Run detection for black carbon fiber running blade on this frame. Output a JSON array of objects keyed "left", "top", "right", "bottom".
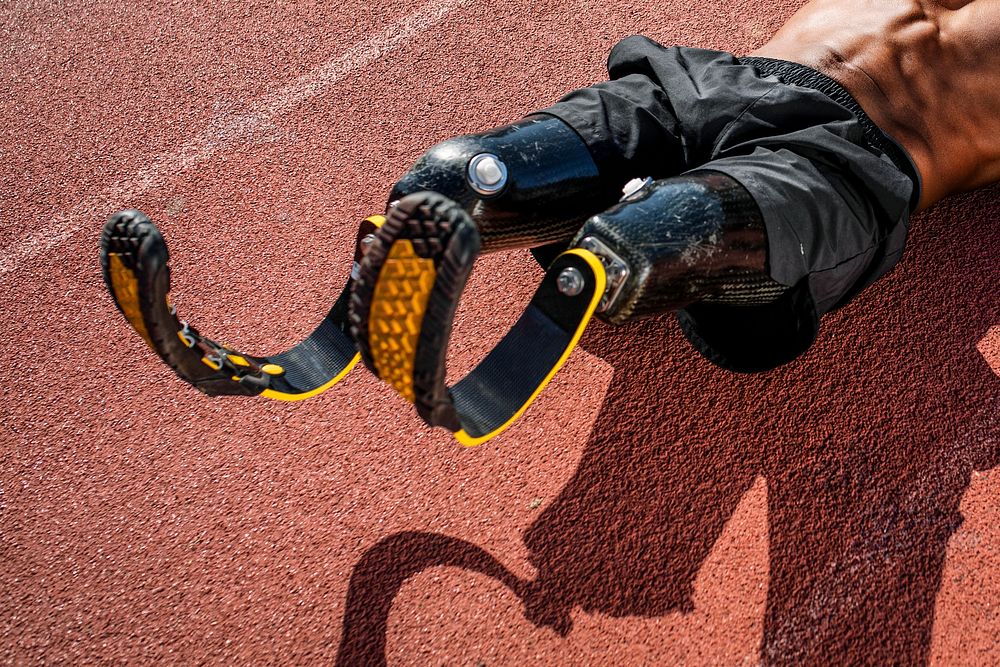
[
  {"left": 448, "top": 249, "right": 604, "bottom": 444},
  {"left": 100, "top": 209, "right": 381, "bottom": 399},
  {"left": 349, "top": 191, "right": 606, "bottom": 445}
]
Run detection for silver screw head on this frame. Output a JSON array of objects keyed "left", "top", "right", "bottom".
[
  {"left": 620, "top": 176, "right": 653, "bottom": 200},
  {"left": 360, "top": 234, "right": 377, "bottom": 253},
  {"left": 467, "top": 153, "right": 509, "bottom": 195},
  {"left": 557, "top": 266, "right": 585, "bottom": 296}
]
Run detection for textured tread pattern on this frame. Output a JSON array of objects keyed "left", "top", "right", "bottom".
[
  {"left": 350, "top": 192, "right": 480, "bottom": 431},
  {"left": 410, "top": 210, "right": 480, "bottom": 431},
  {"left": 100, "top": 210, "right": 210, "bottom": 383},
  {"left": 368, "top": 241, "right": 436, "bottom": 402},
  {"left": 100, "top": 210, "right": 365, "bottom": 399}
]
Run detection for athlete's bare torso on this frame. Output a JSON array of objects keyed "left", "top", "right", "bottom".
[{"left": 751, "top": 0, "right": 1000, "bottom": 209}]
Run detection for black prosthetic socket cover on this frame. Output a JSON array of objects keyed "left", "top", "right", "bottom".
[
  {"left": 573, "top": 172, "right": 780, "bottom": 325},
  {"left": 389, "top": 116, "right": 618, "bottom": 253}
]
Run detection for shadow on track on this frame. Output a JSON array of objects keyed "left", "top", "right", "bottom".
[{"left": 337, "top": 187, "right": 999, "bottom": 666}]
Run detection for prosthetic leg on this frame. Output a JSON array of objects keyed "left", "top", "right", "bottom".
[
  {"left": 350, "top": 171, "right": 785, "bottom": 445},
  {"left": 100, "top": 39, "right": 913, "bottom": 439},
  {"left": 99, "top": 117, "right": 622, "bottom": 400},
  {"left": 350, "top": 41, "right": 918, "bottom": 445}
]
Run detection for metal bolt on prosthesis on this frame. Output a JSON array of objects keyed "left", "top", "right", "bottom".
[
  {"left": 578, "top": 236, "right": 631, "bottom": 312},
  {"left": 467, "top": 153, "right": 509, "bottom": 195},
  {"left": 621, "top": 176, "right": 654, "bottom": 200},
  {"left": 557, "top": 266, "right": 585, "bottom": 296}
]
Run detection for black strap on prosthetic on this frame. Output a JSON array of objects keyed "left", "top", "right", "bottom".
[
  {"left": 100, "top": 210, "right": 381, "bottom": 400},
  {"left": 350, "top": 192, "right": 605, "bottom": 446}
]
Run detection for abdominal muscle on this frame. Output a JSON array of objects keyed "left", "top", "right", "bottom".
[{"left": 749, "top": 0, "right": 1000, "bottom": 209}]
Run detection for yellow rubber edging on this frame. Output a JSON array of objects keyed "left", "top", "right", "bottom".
[{"left": 260, "top": 354, "right": 361, "bottom": 401}]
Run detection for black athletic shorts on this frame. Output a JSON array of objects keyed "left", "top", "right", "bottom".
[{"left": 534, "top": 36, "right": 921, "bottom": 372}]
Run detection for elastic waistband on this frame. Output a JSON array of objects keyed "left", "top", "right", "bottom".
[{"left": 739, "top": 56, "right": 922, "bottom": 211}]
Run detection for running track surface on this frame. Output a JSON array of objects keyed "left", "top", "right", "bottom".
[{"left": 2, "top": 0, "right": 997, "bottom": 664}]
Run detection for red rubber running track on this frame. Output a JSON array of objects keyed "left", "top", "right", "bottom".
[{"left": 2, "top": 0, "right": 997, "bottom": 663}]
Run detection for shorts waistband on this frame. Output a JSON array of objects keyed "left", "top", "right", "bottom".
[{"left": 738, "top": 56, "right": 922, "bottom": 210}]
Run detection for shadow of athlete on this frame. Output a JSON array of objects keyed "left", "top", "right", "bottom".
[{"left": 337, "top": 185, "right": 998, "bottom": 665}]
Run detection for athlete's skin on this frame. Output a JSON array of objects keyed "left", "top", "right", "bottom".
[{"left": 751, "top": 0, "right": 1000, "bottom": 210}]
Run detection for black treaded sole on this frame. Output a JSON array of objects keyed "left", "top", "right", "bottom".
[
  {"left": 100, "top": 209, "right": 165, "bottom": 290},
  {"left": 349, "top": 192, "right": 482, "bottom": 432},
  {"left": 100, "top": 210, "right": 259, "bottom": 395}
]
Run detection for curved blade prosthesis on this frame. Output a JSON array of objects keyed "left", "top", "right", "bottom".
[
  {"left": 100, "top": 209, "right": 381, "bottom": 400},
  {"left": 350, "top": 192, "right": 606, "bottom": 446}
]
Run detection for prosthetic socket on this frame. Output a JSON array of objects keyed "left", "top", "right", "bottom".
[
  {"left": 573, "top": 171, "right": 786, "bottom": 325},
  {"left": 388, "top": 116, "right": 620, "bottom": 252},
  {"left": 388, "top": 118, "right": 785, "bottom": 325}
]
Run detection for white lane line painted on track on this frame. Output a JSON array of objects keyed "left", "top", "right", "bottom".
[{"left": 0, "top": 0, "right": 470, "bottom": 276}]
